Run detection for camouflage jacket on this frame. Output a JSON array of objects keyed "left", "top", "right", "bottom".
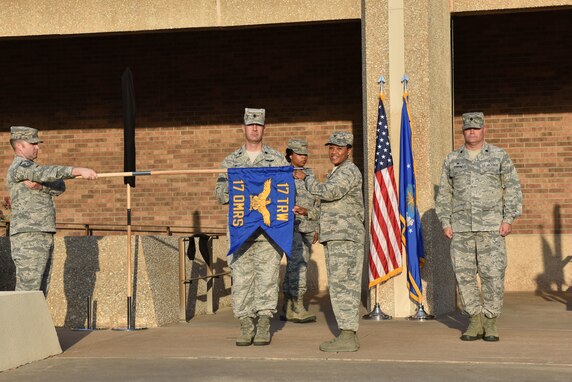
[
  {"left": 214, "top": 144, "right": 289, "bottom": 205},
  {"left": 294, "top": 168, "right": 319, "bottom": 234},
  {"left": 435, "top": 142, "right": 523, "bottom": 232},
  {"left": 6, "top": 155, "right": 73, "bottom": 235},
  {"left": 304, "top": 159, "right": 364, "bottom": 244}
]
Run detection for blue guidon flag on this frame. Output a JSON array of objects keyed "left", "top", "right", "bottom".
[{"left": 227, "top": 166, "right": 295, "bottom": 257}]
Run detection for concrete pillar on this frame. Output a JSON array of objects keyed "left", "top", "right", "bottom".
[
  {"left": 403, "top": 0, "right": 456, "bottom": 315},
  {"left": 362, "top": 0, "right": 456, "bottom": 316},
  {"left": 362, "top": 0, "right": 410, "bottom": 317}
]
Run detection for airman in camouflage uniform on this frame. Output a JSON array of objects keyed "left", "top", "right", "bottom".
[
  {"left": 281, "top": 138, "right": 319, "bottom": 323},
  {"left": 214, "top": 108, "right": 288, "bottom": 346},
  {"left": 6, "top": 126, "right": 97, "bottom": 296},
  {"left": 294, "top": 131, "right": 364, "bottom": 352},
  {"left": 436, "top": 112, "right": 522, "bottom": 342}
]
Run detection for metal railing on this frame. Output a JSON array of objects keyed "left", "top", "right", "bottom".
[
  {"left": 0, "top": 222, "right": 225, "bottom": 237},
  {"left": 179, "top": 235, "right": 231, "bottom": 320}
]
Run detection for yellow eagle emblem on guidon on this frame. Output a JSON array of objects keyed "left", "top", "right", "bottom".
[{"left": 249, "top": 178, "right": 272, "bottom": 226}]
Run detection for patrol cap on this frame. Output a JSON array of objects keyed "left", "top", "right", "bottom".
[
  {"left": 325, "top": 131, "right": 353, "bottom": 147},
  {"left": 10, "top": 126, "right": 42, "bottom": 143},
  {"left": 462, "top": 112, "right": 485, "bottom": 130},
  {"left": 287, "top": 138, "right": 308, "bottom": 155},
  {"left": 244, "top": 108, "right": 265, "bottom": 126}
]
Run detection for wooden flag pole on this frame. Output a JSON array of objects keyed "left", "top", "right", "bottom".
[
  {"left": 98, "top": 169, "right": 224, "bottom": 178},
  {"left": 93, "top": 168, "right": 225, "bottom": 330},
  {"left": 112, "top": 183, "right": 146, "bottom": 331}
]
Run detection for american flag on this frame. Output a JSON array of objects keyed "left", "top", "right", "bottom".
[{"left": 368, "top": 95, "right": 403, "bottom": 288}]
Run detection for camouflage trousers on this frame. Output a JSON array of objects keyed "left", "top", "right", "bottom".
[
  {"left": 324, "top": 240, "right": 364, "bottom": 332},
  {"left": 282, "top": 231, "right": 313, "bottom": 298},
  {"left": 230, "top": 238, "right": 282, "bottom": 319},
  {"left": 10, "top": 232, "right": 55, "bottom": 296},
  {"left": 451, "top": 231, "right": 507, "bottom": 318}
]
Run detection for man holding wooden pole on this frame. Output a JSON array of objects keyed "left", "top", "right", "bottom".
[{"left": 7, "top": 126, "right": 97, "bottom": 296}]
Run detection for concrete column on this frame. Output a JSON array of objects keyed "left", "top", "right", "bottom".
[
  {"left": 403, "top": 0, "right": 456, "bottom": 315},
  {"left": 362, "top": 0, "right": 410, "bottom": 317},
  {"left": 362, "top": 0, "right": 456, "bottom": 316}
]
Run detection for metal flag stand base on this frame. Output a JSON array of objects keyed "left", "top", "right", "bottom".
[
  {"left": 363, "top": 284, "right": 392, "bottom": 320},
  {"left": 72, "top": 296, "right": 106, "bottom": 331},
  {"left": 112, "top": 296, "right": 147, "bottom": 331},
  {"left": 363, "top": 302, "right": 392, "bottom": 320},
  {"left": 408, "top": 303, "right": 435, "bottom": 321}
]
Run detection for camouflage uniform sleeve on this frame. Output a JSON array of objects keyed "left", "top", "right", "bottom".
[
  {"left": 12, "top": 161, "right": 73, "bottom": 184},
  {"left": 500, "top": 153, "right": 523, "bottom": 224},
  {"left": 302, "top": 186, "right": 320, "bottom": 222},
  {"left": 214, "top": 157, "right": 231, "bottom": 205},
  {"left": 304, "top": 165, "right": 359, "bottom": 201},
  {"left": 435, "top": 157, "right": 453, "bottom": 229},
  {"left": 306, "top": 199, "right": 320, "bottom": 221},
  {"left": 41, "top": 180, "right": 66, "bottom": 196}
]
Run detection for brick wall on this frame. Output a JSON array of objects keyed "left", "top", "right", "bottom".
[
  {"left": 0, "top": 22, "right": 363, "bottom": 235},
  {"left": 453, "top": 10, "right": 572, "bottom": 234}
]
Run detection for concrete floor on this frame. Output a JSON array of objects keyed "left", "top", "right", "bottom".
[{"left": 0, "top": 292, "right": 571, "bottom": 381}]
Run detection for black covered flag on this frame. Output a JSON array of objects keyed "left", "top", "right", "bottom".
[{"left": 121, "top": 68, "right": 136, "bottom": 187}]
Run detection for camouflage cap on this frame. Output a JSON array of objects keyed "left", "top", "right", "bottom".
[
  {"left": 10, "top": 126, "right": 42, "bottom": 143},
  {"left": 287, "top": 138, "right": 308, "bottom": 155},
  {"left": 244, "top": 108, "right": 265, "bottom": 126},
  {"left": 325, "top": 131, "right": 353, "bottom": 147},
  {"left": 462, "top": 112, "right": 485, "bottom": 130}
]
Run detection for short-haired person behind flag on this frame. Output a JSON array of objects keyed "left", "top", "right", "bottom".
[
  {"left": 294, "top": 131, "right": 365, "bottom": 352},
  {"left": 436, "top": 112, "right": 522, "bottom": 342},
  {"left": 214, "top": 108, "right": 289, "bottom": 346},
  {"left": 281, "top": 138, "right": 319, "bottom": 323},
  {"left": 398, "top": 93, "right": 426, "bottom": 305}
]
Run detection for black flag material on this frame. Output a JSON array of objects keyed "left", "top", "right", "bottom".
[{"left": 121, "top": 68, "right": 136, "bottom": 187}]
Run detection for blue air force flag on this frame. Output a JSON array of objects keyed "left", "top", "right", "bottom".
[
  {"left": 398, "top": 93, "right": 426, "bottom": 304},
  {"left": 227, "top": 166, "right": 295, "bottom": 257}
]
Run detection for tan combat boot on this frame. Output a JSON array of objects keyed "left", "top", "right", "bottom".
[
  {"left": 483, "top": 316, "right": 499, "bottom": 342},
  {"left": 290, "top": 295, "right": 316, "bottom": 323},
  {"left": 236, "top": 317, "right": 255, "bottom": 346},
  {"left": 279, "top": 293, "right": 295, "bottom": 321},
  {"left": 460, "top": 313, "right": 484, "bottom": 341},
  {"left": 319, "top": 330, "right": 359, "bottom": 352},
  {"left": 253, "top": 315, "right": 271, "bottom": 346}
]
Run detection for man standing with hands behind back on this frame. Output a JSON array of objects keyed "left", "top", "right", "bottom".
[
  {"left": 7, "top": 126, "right": 97, "bottom": 296},
  {"left": 436, "top": 112, "right": 522, "bottom": 342}
]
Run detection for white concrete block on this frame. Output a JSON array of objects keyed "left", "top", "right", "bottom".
[{"left": 0, "top": 291, "right": 62, "bottom": 371}]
